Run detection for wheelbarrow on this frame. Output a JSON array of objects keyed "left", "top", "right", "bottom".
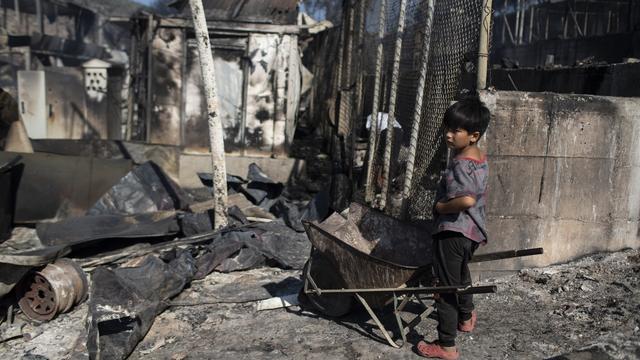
[{"left": 301, "top": 202, "right": 542, "bottom": 348}]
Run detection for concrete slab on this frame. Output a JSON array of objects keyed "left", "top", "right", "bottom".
[{"left": 481, "top": 90, "right": 640, "bottom": 267}]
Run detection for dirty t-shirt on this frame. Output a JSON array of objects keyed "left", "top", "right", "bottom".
[{"left": 433, "top": 156, "right": 489, "bottom": 243}]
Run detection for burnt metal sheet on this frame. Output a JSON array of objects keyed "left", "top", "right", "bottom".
[
  {"left": 88, "top": 161, "right": 191, "bottom": 216},
  {"left": 0, "top": 155, "right": 22, "bottom": 242},
  {"left": 85, "top": 250, "right": 196, "bottom": 360},
  {"left": 0, "top": 151, "right": 132, "bottom": 222},
  {"left": 30, "top": 33, "right": 109, "bottom": 61},
  {"left": 30, "top": 139, "right": 182, "bottom": 182},
  {"left": 174, "top": 0, "right": 298, "bottom": 25},
  {"left": 36, "top": 211, "right": 180, "bottom": 247}
]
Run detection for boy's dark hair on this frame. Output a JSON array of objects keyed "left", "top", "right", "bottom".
[{"left": 443, "top": 96, "right": 490, "bottom": 137}]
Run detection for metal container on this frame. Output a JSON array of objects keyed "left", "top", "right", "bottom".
[
  {"left": 303, "top": 202, "right": 432, "bottom": 310},
  {"left": 17, "top": 258, "right": 89, "bottom": 321}
]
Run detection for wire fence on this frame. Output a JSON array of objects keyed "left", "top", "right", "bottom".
[{"left": 310, "top": 0, "right": 491, "bottom": 221}]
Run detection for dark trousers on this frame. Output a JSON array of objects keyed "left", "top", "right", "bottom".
[{"left": 433, "top": 232, "right": 479, "bottom": 347}]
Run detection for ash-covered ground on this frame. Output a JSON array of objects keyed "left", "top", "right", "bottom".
[{"left": 1, "top": 249, "right": 639, "bottom": 359}]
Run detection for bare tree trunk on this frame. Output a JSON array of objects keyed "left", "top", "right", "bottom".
[{"left": 189, "top": 0, "right": 228, "bottom": 229}]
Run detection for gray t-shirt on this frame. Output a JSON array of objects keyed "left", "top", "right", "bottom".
[{"left": 433, "top": 156, "right": 489, "bottom": 243}]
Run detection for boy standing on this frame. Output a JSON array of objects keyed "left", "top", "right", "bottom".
[{"left": 417, "top": 97, "right": 490, "bottom": 360}]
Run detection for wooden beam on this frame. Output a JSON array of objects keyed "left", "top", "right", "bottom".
[{"left": 159, "top": 18, "right": 300, "bottom": 34}]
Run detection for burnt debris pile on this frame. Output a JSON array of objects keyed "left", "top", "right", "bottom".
[{"left": 0, "top": 155, "right": 328, "bottom": 359}]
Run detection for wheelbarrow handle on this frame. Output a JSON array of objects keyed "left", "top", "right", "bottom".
[{"left": 470, "top": 247, "right": 544, "bottom": 263}]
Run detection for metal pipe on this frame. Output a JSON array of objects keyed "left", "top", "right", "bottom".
[
  {"left": 501, "top": 0, "right": 507, "bottom": 44},
  {"left": 13, "top": 0, "right": 20, "bottom": 28},
  {"left": 477, "top": 0, "right": 493, "bottom": 90},
  {"left": 379, "top": 0, "right": 408, "bottom": 210},
  {"left": 145, "top": 14, "right": 153, "bottom": 142},
  {"left": 304, "top": 284, "right": 497, "bottom": 295},
  {"left": 514, "top": 0, "right": 522, "bottom": 45},
  {"left": 351, "top": 0, "right": 367, "bottom": 194},
  {"left": 504, "top": 14, "right": 516, "bottom": 44},
  {"left": 518, "top": 0, "right": 526, "bottom": 44},
  {"left": 125, "top": 33, "right": 137, "bottom": 140},
  {"left": 528, "top": 5, "right": 534, "bottom": 43},
  {"left": 401, "top": 0, "right": 435, "bottom": 218},
  {"left": 364, "top": 0, "right": 388, "bottom": 203},
  {"left": 35, "top": 0, "right": 43, "bottom": 34},
  {"left": 545, "top": 12, "right": 549, "bottom": 39}
]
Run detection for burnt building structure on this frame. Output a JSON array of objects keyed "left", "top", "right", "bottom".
[
  {"left": 129, "top": 0, "right": 314, "bottom": 157},
  {"left": 0, "top": 0, "right": 141, "bottom": 141},
  {"left": 487, "top": 0, "right": 640, "bottom": 96}
]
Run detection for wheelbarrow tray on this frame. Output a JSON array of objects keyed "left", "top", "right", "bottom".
[{"left": 302, "top": 202, "right": 432, "bottom": 308}]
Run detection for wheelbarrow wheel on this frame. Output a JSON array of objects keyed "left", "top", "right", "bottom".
[{"left": 302, "top": 252, "right": 352, "bottom": 317}]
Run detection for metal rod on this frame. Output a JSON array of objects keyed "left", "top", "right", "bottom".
[
  {"left": 351, "top": 0, "right": 367, "bottom": 195},
  {"left": 504, "top": 14, "right": 516, "bottom": 45},
  {"left": 35, "top": 0, "right": 43, "bottom": 34},
  {"left": 515, "top": 0, "right": 521, "bottom": 43},
  {"left": 355, "top": 293, "right": 400, "bottom": 348},
  {"left": 145, "top": 14, "right": 153, "bottom": 142},
  {"left": 470, "top": 247, "right": 544, "bottom": 263},
  {"left": 569, "top": 6, "right": 584, "bottom": 37},
  {"left": 401, "top": 0, "right": 435, "bottom": 218},
  {"left": 379, "top": 0, "right": 408, "bottom": 210},
  {"left": 125, "top": 33, "right": 137, "bottom": 140},
  {"left": 518, "top": 0, "right": 526, "bottom": 44},
  {"left": 343, "top": 1, "right": 355, "bottom": 90},
  {"left": 364, "top": 0, "right": 388, "bottom": 203},
  {"left": 305, "top": 284, "right": 497, "bottom": 295},
  {"left": 477, "top": 0, "right": 493, "bottom": 90},
  {"left": 528, "top": 5, "right": 534, "bottom": 43},
  {"left": 13, "top": 0, "right": 20, "bottom": 28},
  {"left": 583, "top": 3, "right": 589, "bottom": 37},
  {"left": 545, "top": 12, "right": 549, "bottom": 39}
]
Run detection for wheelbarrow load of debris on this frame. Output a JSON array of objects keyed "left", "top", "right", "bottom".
[{"left": 301, "top": 202, "right": 542, "bottom": 348}]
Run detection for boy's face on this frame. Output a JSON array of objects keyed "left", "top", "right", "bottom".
[{"left": 444, "top": 127, "right": 480, "bottom": 151}]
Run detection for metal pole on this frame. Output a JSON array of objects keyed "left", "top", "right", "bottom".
[
  {"left": 145, "top": 14, "right": 153, "bottom": 142},
  {"left": 125, "top": 33, "right": 137, "bottom": 140},
  {"left": 35, "top": 0, "right": 43, "bottom": 34},
  {"left": 351, "top": 0, "right": 367, "bottom": 194},
  {"left": 518, "top": 0, "right": 526, "bottom": 44},
  {"left": 501, "top": 0, "right": 507, "bottom": 44},
  {"left": 379, "top": 0, "right": 408, "bottom": 210},
  {"left": 515, "top": 0, "right": 521, "bottom": 43},
  {"left": 477, "top": 0, "right": 493, "bottom": 90},
  {"left": 528, "top": 6, "right": 534, "bottom": 43},
  {"left": 364, "top": 0, "right": 388, "bottom": 203},
  {"left": 13, "top": 0, "right": 20, "bottom": 29},
  {"left": 401, "top": 0, "right": 435, "bottom": 219},
  {"left": 189, "top": 0, "right": 228, "bottom": 229}
]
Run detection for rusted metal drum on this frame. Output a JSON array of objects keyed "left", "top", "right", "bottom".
[{"left": 17, "top": 258, "right": 89, "bottom": 321}]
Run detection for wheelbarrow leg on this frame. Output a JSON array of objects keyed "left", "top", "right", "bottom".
[
  {"left": 395, "top": 294, "right": 435, "bottom": 340},
  {"left": 393, "top": 294, "right": 407, "bottom": 347},
  {"left": 355, "top": 293, "right": 402, "bottom": 348}
]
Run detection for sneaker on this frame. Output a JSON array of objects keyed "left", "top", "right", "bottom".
[
  {"left": 416, "top": 340, "right": 460, "bottom": 360},
  {"left": 458, "top": 311, "right": 477, "bottom": 332}
]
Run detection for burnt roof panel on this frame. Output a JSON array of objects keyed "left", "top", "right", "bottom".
[{"left": 175, "top": 0, "right": 298, "bottom": 25}]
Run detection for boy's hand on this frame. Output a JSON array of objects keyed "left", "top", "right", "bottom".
[{"left": 435, "top": 196, "right": 476, "bottom": 214}]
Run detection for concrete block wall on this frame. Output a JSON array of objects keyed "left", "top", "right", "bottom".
[{"left": 474, "top": 91, "right": 640, "bottom": 270}]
